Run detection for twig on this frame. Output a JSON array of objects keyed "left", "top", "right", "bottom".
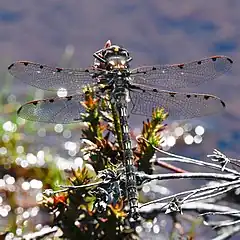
[
  {"left": 137, "top": 171, "right": 238, "bottom": 184},
  {"left": 136, "top": 136, "right": 240, "bottom": 176},
  {"left": 140, "top": 201, "right": 240, "bottom": 219},
  {"left": 22, "top": 226, "right": 59, "bottom": 240},
  {"left": 44, "top": 180, "right": 105, "bottom": 196},
  {"left": 154, "top": 160, "right": 187, "bottom": 173},
  {"left": 212, "top": 225, "right": 240, "bottom": 240},
  {"left": 139, "top": 178, "right": 240, "bottom": 209},
  {"left": 201, "top": 210, "right": 240, "bottom": 217},
  {"left": 214, "top": 219, "right": 240, "bottom": 229}
]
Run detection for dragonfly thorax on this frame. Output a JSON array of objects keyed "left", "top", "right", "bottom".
[{"left": 108, "top": 75, "right": 131, "bottom": 104}]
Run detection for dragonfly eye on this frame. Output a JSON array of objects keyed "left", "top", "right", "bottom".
[
  {"left": 120, "top": 60, "right": 126, "bottom": 65},
  {"left": 102, "top": 49, "right": 114, "bottom": 59},
  {"left": 109, "top": 60, "right": 116, "bottom": 68},
  {"left": 121, "top": 50, "right": 129, "bottom": 57}
]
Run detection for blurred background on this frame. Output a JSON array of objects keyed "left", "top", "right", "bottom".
[{"left": 0, "top": 0, "right": 240, "bottom": 239}]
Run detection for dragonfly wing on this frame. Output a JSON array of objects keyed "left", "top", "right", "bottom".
[
  {"left": 8, "top": 61, "right": 100, "bottom": 93},
  {"left": 17, "top": 94, "right": 86, "bottom": 124},
  {"left": 129, "top": 85, "right": 226, "bottom": 120},
  {"left": 130, "top": 56, "right": 233, "bottom": 90}
]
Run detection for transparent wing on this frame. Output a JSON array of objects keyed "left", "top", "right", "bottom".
[
  {"left": 129, "top": 85, "right": 225, "bottom": 120},
  {"left": 17, "top": 94, "right": 86, "bottom": 124},
  {"left": 130, "top": 56, "right": 233, "bottom": 90},
  {"left": 8, "top": 61, "right": 100, "bottom": 93}
]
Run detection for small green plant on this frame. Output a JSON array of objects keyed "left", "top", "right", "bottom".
[{"left": 42, "top": 87, "right": 167, "bottom": 239}]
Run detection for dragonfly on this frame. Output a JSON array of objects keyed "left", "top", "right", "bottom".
[{"left": 8, "top": 40, "right": 233, "bottom": 221}]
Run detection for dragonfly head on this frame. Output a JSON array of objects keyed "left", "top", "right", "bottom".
[{"left": 102, "top": 45, "right": 132, "bottom": 71}]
